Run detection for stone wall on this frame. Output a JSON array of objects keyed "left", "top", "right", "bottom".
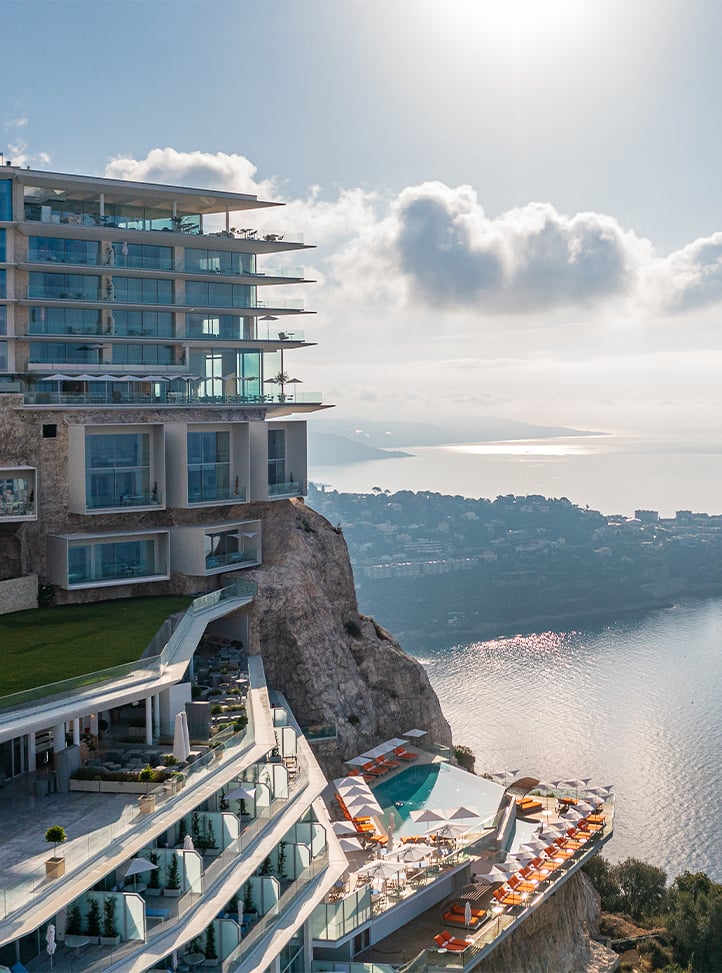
[{"left": 0, "top": 573, "right": 38, "bottom": 615}]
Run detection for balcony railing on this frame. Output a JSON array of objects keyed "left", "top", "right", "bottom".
[
  {"left": 206, "top": 550, "right": 258, "bottom": 571},
  {"left": 24, "top": 390, "right": 323, "bottom": 407},
  {"left": 268, "top": 480, "right": 303, "bottom": 497}
]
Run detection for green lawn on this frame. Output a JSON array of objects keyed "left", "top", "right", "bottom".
[{"left": 0, "top": 596, "right": 192, "bottom": 697}]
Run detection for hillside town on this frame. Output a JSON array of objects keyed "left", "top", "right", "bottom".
[{"left": 307, "top": 484, "right": 722, "bottom": 647}]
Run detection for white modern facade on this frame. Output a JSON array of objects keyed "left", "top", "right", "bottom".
[{"left": 0, "top": 164, "right": 322, "bottom": 600}]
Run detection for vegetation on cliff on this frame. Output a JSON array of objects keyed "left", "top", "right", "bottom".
[{"left": 584, "top": 856, "right": 722, "bottom": 971}]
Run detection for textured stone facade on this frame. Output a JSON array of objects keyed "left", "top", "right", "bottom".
[{"left": 0, "top": 573, "right": 38, "bottom": 615}]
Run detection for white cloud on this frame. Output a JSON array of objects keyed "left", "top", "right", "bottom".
[{"left": 102, "top": 148, "right": 722, "bottom": 432}]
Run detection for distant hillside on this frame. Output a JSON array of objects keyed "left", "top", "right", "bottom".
[
  {"left": 312, "top": 416, "right": 600, "bottom": 450},
  {"left": 308, "top": 431, "right": 410, "bottom": 467}
]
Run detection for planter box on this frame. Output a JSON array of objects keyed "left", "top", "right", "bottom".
[
  {"left": 164, "top": 888, "right": 181, "bottom": 898},
  {"left": 100, "top": 935, "right": 121, "bottom": 947},
  {"left": 70, "top": 779, "right": 161, "bottom": 795},
  {"left": 45, "top": 857, "right": 65, "bottom": 879},
  {"left": 145, "top": 886, "right": 162, "bottom": 897},
  {"left": 138, "top": 794, "right": 156, "bottom": 814}
]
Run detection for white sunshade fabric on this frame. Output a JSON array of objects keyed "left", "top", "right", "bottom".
[
  {"left": 346, "top": 755, "right": 373, "bottom": 767},
  {"left": 383, "top": 738, "right": 409, "bottom": 749},
  {"left": 332, "top": 820, "right": 359, "bottom": 836},
  {"left": 226, "top": 785, "right": 257, "bottom": 801},
  {"left": 403, "top": 728, "right": 427, "bottom": 738}
]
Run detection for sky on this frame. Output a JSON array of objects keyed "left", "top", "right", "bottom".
[{"left": 4, "top": 0, "right": 722, "bottom": 441}]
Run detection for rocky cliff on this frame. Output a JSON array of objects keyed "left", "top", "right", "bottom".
[
  {"left": 476, "top": 871, "right": 619, "bottom": 973},
  {"left": 243, "top": 498, "right": 452, "bottom": 777}
]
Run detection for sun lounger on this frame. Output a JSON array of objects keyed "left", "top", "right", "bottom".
[
  {"left": 436, "top": 931, "right": 472, "bottom": 950},
  {"left": 515, "top": 797, "right": 543, "bottom": 815},
  {"left": 393, "top": 746, "right": 418, "bottom": 760},
  {"left": 442, "top": 910, "right": 482, "bottom": 929},
  {"left": 434, "top": 934, "right": 467, "bottom": 951},
  {"left": 450, "top": 902, "right": 486, "bottom": 920}
]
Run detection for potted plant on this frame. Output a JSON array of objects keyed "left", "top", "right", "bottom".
[
  {"left": 100, "top": 896, "right": 120, "bottom": 946},
  {"left": 242, "top": 883, "right": 257, "bottom": 921},
  {"left": 66, "top": 902, "right": 83, "bottom": 936},
  {"left": 44, "top": 825, "right": 66, "bottom": 879},
  {"left": 204, "top": 818, "right": 219, "bottom": 857},
  {"left": 86, "top": 897, "right": 102, "bottom": 944},
  {"left": 277, "top": 840, "right": 288, "bottom": 880},
  {"left": 204, "top": 922, "right": 218, "bottom": 966},
  {"left": 164, "top": 853, "right": 181, "bottom": 897},
  {"left": 146, "top": 851, "right": 162, "bottom": 897}
]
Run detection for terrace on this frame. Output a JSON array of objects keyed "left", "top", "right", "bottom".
[{"left": 316, "top": 752, "right": 615, "bottom": 972}]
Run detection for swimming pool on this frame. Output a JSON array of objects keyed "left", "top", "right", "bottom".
[{"left": 373, "top": 762, "right": 504, "bottom": 836}]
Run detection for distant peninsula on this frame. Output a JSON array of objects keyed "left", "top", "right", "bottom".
[
  {"left": 309, "top": 415, "right": 601, "bottom": 467},
  {"left": 306, "top": 485, "right": 722, "bottom": 650}
]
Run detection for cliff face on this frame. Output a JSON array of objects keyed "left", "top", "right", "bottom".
[
  {"left": 476, "top": 872, "right": 619, "bottom": 973},
  {"left": 243, "top": 499, "right": 452, "bottom": 777}
]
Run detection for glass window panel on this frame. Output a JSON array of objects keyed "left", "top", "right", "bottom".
[
  {"left": 0, "top": 229, "right": 5, "bottom": 262},
  {"left": 0, "top": 181, "right": 12, "bottom": 221},
  {"left": 0, "top": 270, "right": 5, "bottom": 299},
  {"left": 0, "top": 306, "right": 6, "bottom": 335}
]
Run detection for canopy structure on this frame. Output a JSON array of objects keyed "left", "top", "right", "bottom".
[{"left": 403, "top": 729, "right": 427, "bottom": 738}]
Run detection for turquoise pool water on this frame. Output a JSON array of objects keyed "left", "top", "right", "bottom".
[{"left": 373, "top": 762, "right": 504, "bottom": 836}]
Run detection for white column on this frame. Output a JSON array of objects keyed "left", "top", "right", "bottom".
[
  {"left": 89, "top": 713, "right": 98, "bottom": 735},
  {"left": 99, "top": 192, "right": 105, "bottom": 219},
  {"left": 28, "top": 731, "right": 37, "bottom": 772},
  {"left": 145, "top": 696, "right": 153, "bottom": 746},
  {"left": 154, "top": 694, "right": 161, "bottom": 737},
  {"left": 53, "top": 722, "right": 66, "bottom": 753},
  {"left": 72, "top": 719, "right": 81, "bottom": 746}
]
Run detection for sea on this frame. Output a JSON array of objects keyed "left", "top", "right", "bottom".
[
  {"left": 309, "top": 436, "right": 722, "bottom": 881},
  {"left": 309, "top": 433, "right": 722, "bottom": 518}
]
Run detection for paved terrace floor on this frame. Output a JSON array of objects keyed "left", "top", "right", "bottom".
[{"left": 0, "top": 772, "right": 133, "bottom": 905}]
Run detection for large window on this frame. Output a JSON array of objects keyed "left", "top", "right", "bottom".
[
  {"left": 111, "top": 242, "right": 172, "bottom": 271},
  {"left": 0, "top": 229, "right": 6, "bottom": 262},
  {"left": 268, "top": 429, "right": 286, "bottom": 487},
  {"left": 185, "top": 248, "right": 254, "bottom": 276},
  {"left": 187, "top": 431, "right": 230, "bottom": 502},
  {"left": 28, "top": 236, "right": 100, "bottom": 266},
  {"left": 109, "top": 310, "right": 173, "bottom": 337},
  {"left": 184, "top": 281, "right": 252, "bottom": 308},
  {"left": 186, "top": 313, "right": 254, "bottom": 340},
  {"left": 29, "top": 342, "right": 103, "bottom": 365},
  {"left": 29, "top": 306, "right": 103, "bottom": 335},
  {"left": 111, "top": 343, "right": 174, "bottom": 366},
  {"left": 0, "top": 270, "right": 6, "bottom": 299},
  {"left": 28, "top": 271, "right": 101, "bottom": 301},
  {"left": 111, "top": 276, "right": 173, "bottom": 304},
  {"left": 204, "top": 525, "right": 258, "bottom": 570},
  {"left": 85, "top": 433, "right": 152, "bottom": 509},
  {"left": 67, "top": 538, "right": 160, "bottom": 585},
  {"left": 0, "top": 181, "right": 11, "bottom": 221}
]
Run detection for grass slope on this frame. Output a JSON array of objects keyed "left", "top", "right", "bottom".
[{"left": 0, "top": 596, "right": 191, "bottom": 697}]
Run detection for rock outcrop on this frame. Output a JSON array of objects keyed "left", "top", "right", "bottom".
[
  {"left": 244, "top": 499, "right": 452, "bottom": 777},
  {"left": 475, "top": 871, "right": 619, "bottom": 973}
]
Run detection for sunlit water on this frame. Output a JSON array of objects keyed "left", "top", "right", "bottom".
[
  {"left": 310, "top": 435, "right": 722, "bottom": 518},
  {"left": 416, "top": 598, "right": 722, "bottom": 882}
]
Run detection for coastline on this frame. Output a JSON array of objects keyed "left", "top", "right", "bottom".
[{"left": 391, "top": 592, "right": 722, "bottom": 654}]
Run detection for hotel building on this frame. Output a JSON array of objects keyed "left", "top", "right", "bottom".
[{"left": 0, "top": 165, "right": 613, "bottom": 973}]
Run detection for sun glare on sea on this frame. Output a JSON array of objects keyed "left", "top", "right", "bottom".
[{"left": 445, "top": 440, "right": 596, "bottom": 457}]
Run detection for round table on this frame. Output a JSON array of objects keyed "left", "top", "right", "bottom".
[
  {"left": 185, "top": 953, "right": 206, "bottom": 968},
  {"left": 64, "top": 935, "right": 90, "bottom": 958}
]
